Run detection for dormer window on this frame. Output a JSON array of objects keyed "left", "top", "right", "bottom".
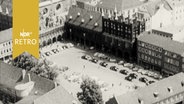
[
  {"left": 167, "top": 87, "right": 173, "bottom": 93},
  {"left": 69, "top": 16, "right": 73, "bottom": 20},
  {"left": 153, "top": 92, "right": 159, "bottom": 98},
  {"left": 138, "top": 98, "right": 144, "bottom": 104},
  {"left": 77, "top": 12, "right": 80, "bottom": 16},
  {"left": 94, "top": 22, "right": 98, "bottom": 27},
  {"left": 81, "top": 19, "right": 85, "bottom": 23},
  {"left": 90, "top": 15, "right": 93, "bottom": 20},
  {"left": 181, "top": 81, "right": 184, "bottom": 87}
]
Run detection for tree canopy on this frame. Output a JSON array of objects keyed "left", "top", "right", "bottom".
[{"left": 77, "top": 76, "right": 103, "bottom": 104}]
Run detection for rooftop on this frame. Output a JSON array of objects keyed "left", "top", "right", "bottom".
[
  {"left": 138, "top": 31, "right": 184, "bottom": 55},
  {"left": 66, "top": 7, "right": 102, "bottom": 32},
  {"left": 34, "top": 86, "right": 80, "bottom": 104},
  {"left": 96, "top": 0, "right": 145, "bottom": 12},
  {"left": 154, "top": 25, "right": 184, "bottom": 43},
  {"left": 165, "top": 0, "right": 184, "bottom": 9},
  {"left": 0, "top": 28, "right": 12, "bottom": 43},
  {"left": 116, "top": 72, "right": 184, "bottom": 104},
  {"left": 0, "top": 61, "right": 55, "bottom": 104}
]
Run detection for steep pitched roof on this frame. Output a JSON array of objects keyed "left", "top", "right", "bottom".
[
  {"left": 116, "top": 72, "right": 184, "bottom": 104},
  {"left": 138, "top": 31, "right": 184, "bottom": 55},
  {"left": 0, "top": 28, "right": 12, "bottom": 43},
  {"left": 66, "top": 7, "right": 102, "bottom": 32},
  {"left": 34, "top": 86, "right": 81, "bottom": 104}
]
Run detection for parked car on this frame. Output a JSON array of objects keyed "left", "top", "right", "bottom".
[
  {"left": 91, "top": 58, "right": 98, "bottom": 63},
  {"left": 117, "top": 60, "right": 125, "bottom": 65},
  {"left": 124, "top": 63, "right": 134, "bottom": 69},
  {"left": 148, "top": 80, "right": 155, "bottom": 84},
  {"left": 129, "top": 73, "right": 138, "bottom": 79},
  {"left": 100, "top": 62, "right": 108, "bottom": 67},
  {"left": 119, "top": 70, "right": 129, "bottom": 75},
  {"left": 132, "top": 67, "right": 139, "bottom": 72},
  {"left": 51, "top": 49, "right": 59, "bottom": 54},
  {"left": 81, "top": 55, "right": 92, "bottom": 60},
  {"left": 139, "top": 77, "right": 148, "bottom": 83},
  {"left": 45, "top": 52, "right": 52, "bottom": 56},
  {"left": 125, "top": 76, "right": 133, "bottom": 81},
  {"left": 110, "top": 66, "right": 118, "bottom": 71}
]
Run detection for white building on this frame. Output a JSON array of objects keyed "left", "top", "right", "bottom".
[{"left": 0, "top": 28, "right": 12, "bottom": 61}]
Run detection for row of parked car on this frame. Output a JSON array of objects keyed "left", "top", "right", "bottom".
[
  {"left": 81, "top": 55, "right": 156, "bottom": 85},
  {"left": 43, "top": 43, "right": 74, "bottom": 57}
]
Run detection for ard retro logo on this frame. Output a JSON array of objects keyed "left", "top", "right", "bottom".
[{"left": 13, "top": 0, "right": 39, "bottom": 59}]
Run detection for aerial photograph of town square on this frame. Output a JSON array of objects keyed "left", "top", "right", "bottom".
[{"left": 0, "top": 0, "right": 184, "bottom": 104}]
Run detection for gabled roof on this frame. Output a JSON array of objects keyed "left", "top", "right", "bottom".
[
  {"left": 116, "top": 72, "right": 184, "bottom": 104},
  {"left": 138, "top": 31, "right": 184, "bottom": 55},
  {"left": 66, "top": 7, "right": 102, "bottom": 32},
  {"left": 96, "top": 0, "right": 145, "bottom": 12},
  {"left": 0, "top": 28, "right": 12, "bottom": 43},
  {"left": 34, "top": 86, "right": 81, "bottom": 104},
  {"left": 143, "top": 0, "right": 172, "bottom": 16}
]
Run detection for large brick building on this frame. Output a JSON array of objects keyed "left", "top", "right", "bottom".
[
  {"left": 65, "top": 7, "right": 145, "bottom": 61},
  {"left": 137, "top": 31, "right": 184, "bottom": 75}
]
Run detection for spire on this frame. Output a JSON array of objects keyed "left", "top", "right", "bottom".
[
  {"left": 114, "top": 4, "right": 117, "bottom": 13},
  {"left": 108, "top": 10, "right": 111, "bottom": 19},
  {"left": 115, "top": 13, "right": 118, "bottom": 20},
  {"left": 102, "top": 9, "right": 104, "bottom": 17},
  {"left": 0, "top": 5, "right": 2, "bottom": 13},
  {"left": 6, "top": 7, "right": 9, "bottom": 15}
]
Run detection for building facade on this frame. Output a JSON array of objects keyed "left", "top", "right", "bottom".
[
  {"left": 0, "top": 28, "right": 12, "bottom": 61},
  {"left": 39, "top": 0, "right": 71, "bottom": 47},
  {"left": 65, "top": 7, "right": 145, "bottom": 62},
  {"left": 137, "top": 32, "right": 184, "bottom": 75}
]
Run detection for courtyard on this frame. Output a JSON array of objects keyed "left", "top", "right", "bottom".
[{"left": 40, "top": 42, "right": 158, "bottom": 102}]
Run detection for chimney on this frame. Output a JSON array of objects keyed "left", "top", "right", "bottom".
[
  {"left": 28, "top": 73, "right": 31, "bottom": 82},
  {"left": 22, "top": 69, "right": 26, "bottom": 80}
]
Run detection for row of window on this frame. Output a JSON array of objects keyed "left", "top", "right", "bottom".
[
  {"left": 164, "top": 57, "right": 179, "bottom": 66},
  {"left": 138, "top": 53, "right": 162, "bottom": 66},
  {"left": 156, "top": 93, "right": 184, "bottom": 104},
  {"left": 138, "top": 47, "right": 162, "bottom": 59},
  {"left": 138, "top": 41, "right": 163, "bottom": 52},
  {"left": 165, "top": 51, "right": 179, "bottom": 59},
  {"left": 164, "top": 63, "right": 179, "bottom": 71},
  {"left": 3, "top": 41, "right": 11, "bottom": 47},
  {"left": 1, "top": 48, "right": 12, "bottom": 55}
]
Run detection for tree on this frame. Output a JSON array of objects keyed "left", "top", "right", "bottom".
[{"left": 77, "top": 77, "right": 103, "bottom": 104}]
